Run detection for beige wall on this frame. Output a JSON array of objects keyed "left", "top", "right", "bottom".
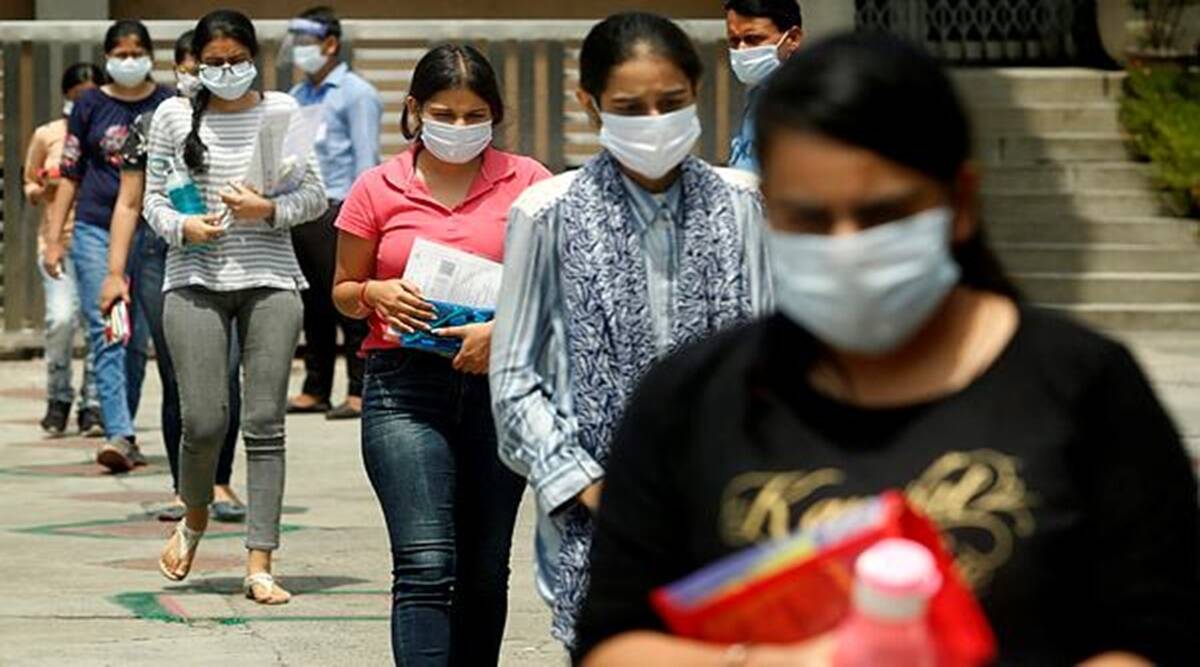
[{"left": 112, "top": 0, "right": 725, "bottom": 20}]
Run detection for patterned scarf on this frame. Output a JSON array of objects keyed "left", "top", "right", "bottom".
[{"left": 550, "top": 151, "right": 754, "bottom": 645}]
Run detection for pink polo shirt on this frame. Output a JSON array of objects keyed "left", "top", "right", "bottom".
[{"left": 336, "top": 145, "right": 552, "bottom": 352}]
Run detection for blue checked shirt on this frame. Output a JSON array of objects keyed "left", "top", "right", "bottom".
[
  {"left": 290, "top": 62, "right": 383, "bottom": 201},
  {"left": 489, "top": 166, "right": 773, "bottom": 603}
]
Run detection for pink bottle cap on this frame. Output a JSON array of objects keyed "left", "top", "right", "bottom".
[{"left": 856, "top": 538, "right": 943, "bottom": 598}]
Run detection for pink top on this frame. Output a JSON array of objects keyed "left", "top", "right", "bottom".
[{"left": 336, "top": 145, "right": 552, "bottom": 352}]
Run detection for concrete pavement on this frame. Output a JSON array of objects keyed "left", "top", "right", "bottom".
[
  {"left": 1, "top": 331, "right": 1198, "bottom": 666},
  {"left": 0, "top": 359, "right": 561, "bottom": 666}
]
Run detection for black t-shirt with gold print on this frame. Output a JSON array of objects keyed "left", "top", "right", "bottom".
[{"left": 574, "top": 308, "right": 1199, "bottom": 666}]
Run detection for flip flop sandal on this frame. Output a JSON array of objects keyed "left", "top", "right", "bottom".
[
  {"left": 244, "top": 572, "right": 291, "bottom": 605},
  {"left": 211, "top": 501, "right": 247, "bottom": 523},
  {"left": 158, "top": 521, "right": 203, "bottom": 582}
]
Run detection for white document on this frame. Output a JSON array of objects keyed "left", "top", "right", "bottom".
[
  {"left": 243, "top": 104, "right": 324, "bottom": 197},
  {"left": 402, "top": 238, "right": 503, "bottom": 309}
]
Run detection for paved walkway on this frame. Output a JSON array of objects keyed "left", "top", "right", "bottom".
[
  {"left": 1, "top": 332, "right": 1198, "bottom": 666},
  {"left": 0, "top": 360, "right": 561, "bottom": 666}
]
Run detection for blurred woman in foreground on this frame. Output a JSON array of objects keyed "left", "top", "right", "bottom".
[{"left": 575, "top": 32, "right": 1199, "bottom": 666}]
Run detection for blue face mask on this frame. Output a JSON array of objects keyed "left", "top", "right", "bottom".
[{"left": 768, "top": 207, "right": 961, "bottom": 355}]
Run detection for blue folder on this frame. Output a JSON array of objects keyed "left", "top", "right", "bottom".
[{"left": 398, "top": 300, "right": 495, "bottom": 358}]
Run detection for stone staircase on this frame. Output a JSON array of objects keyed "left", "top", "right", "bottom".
[{"left": 955, "top": 68, "right": 1200, "bottom": 330}]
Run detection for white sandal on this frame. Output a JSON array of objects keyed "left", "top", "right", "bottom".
[
  {"left": 244, "top": 572, "right": 291, "bottom": 605},
  {"left": 159, "top": 521, "right": 203, "bottom": 582}
]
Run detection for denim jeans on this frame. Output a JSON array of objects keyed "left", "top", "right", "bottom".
[
  {"left": 362, "top": 350, "right": 525, "bottom": 667},
  {"left": 138, "top": 235, "right": 241, "bottom": 491},
  {"left": 37, "top": 250, "right": 98, "bottom": 408},
  {"left": 70, "top": 221, "right": 149, "bottom": 440}
]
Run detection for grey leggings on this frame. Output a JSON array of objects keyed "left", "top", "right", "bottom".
[{"left": 164, "top": 286, "right": 302, "bottom": 551}]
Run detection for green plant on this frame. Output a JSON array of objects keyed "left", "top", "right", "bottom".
[
  {"left": 1129, "top": 0, "right": 1200, "bottom": 52},
  {"left": 1120, "top": 64, "right": 1200, "bottom": 215}
]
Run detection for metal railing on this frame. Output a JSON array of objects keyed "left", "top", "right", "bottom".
[
  {"left": 0, "top": 20, "right": 744, "bottom": 333},
  {"left": 855, "top": 0, "right": 1096, "bottom": 65}
]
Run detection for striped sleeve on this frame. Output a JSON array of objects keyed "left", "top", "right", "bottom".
[{"left": 142, "top": 98, "right": 187, "bottom": 248}]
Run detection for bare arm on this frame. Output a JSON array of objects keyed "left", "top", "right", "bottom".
[
  {"left": 99, "top": 170, "right": 144, "bottom": 313},
  {"left": 41, "top": 178, "right": 79, "bottom": 278},
  {"left": 332, "top": 230, "right": 377, "bottom": 320},
  {"left": 23, "top": 129, "right": 48, "bottom": 205},
  {"left": 584, "top": 632, "right": 832, "bottom": 667},
  {"left": 1079, "top": 653, "right": 1153, "bottom": 667}
]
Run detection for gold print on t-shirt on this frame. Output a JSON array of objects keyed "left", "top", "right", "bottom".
[
  {"left": 719, "top": 450, "right": 1035, "bottom": 590},
  {"left": 906, "top": 450, "right": 1036, "bottom": 588}
]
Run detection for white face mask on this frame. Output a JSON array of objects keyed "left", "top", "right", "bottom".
[
  {"left": 729, "top": 35, "right": 786, "bottom": 86},
  {"left": 420, "top": 117, "right": 493, "bottom": 164},
  {"left": 293, "top": 44, "right": 328, "bottom": 75},
  {"left": 106, "top": 55, "right": 153, "bottom": 88},
  {"left": 175, "top": 72, "right": 202, "bottom": 98},
  {"left": 768, "top": 207, "right": 961, "bottom": 355},
  {"left": 198, "top": 61, "right": 258, "bottom": 101},
  {"left": 62, "top": 100, "right": 75, "bottom": 117},
  {"left": 598, "top": 104, "right": 701, "bottom": 180}
]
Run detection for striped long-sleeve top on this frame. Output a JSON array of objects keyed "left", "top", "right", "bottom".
[{"left": 142, "top": 92, "right": 327, "bottom": 293}]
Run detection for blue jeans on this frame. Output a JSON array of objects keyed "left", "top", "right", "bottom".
[
  {"left": 38, "top": 250, "right": 98, "bottom": 408},
  {"left": 70, "top": 221, "right": 149, "bottom": 440},
  {"left": 362, "top": 350, "right": 525, "bottom": 667},
  {"left": 138, "top": 235, "right": 241, "bottom": 490}
]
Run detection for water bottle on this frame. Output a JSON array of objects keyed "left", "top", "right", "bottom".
[
  {"left": 166, "top": 168, "right": 206, "bottom": 214},
  {"left": 166, "top": 168, "right": 211, "bottom": 253},
  {"left": 833, "top": 538, "right": 942, "bottom": 667}
]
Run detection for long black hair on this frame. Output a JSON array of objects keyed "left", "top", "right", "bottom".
[
  {"left": 578, "top": 12, "right": 703, "bottom": 101},
  {"left": 183, "top": 10, "right": 259, "bottom": 174},
  {"left": 722, "top": 0, "right": 803, "bottom": 31},
  {"left": 103, "top": 19, "right": 152, "bottom": 55},
  {"left": 756, "top": 32, "right": 1018, "bottom": 299},
  {"left": 400, "top": 43, "right": 504, "bottom": 141},
  {"left": 61, "top": 62, "right": 104, "bottom": 95},
  {"left": 174, "top": 30, "right": 195, "bottom": 66}
]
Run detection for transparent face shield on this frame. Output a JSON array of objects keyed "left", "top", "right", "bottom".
[{"left": 278, "top": 17, "right": 329, "bottom": 65}]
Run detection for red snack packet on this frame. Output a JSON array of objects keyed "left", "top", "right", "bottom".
[
  {"left": 651, "top": 491, "right": 996, "bottom": 667},
  {"left": 104, "top": 300, "right": 131, "bottom": 346}
]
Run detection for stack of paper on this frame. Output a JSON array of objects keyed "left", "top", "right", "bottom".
[{"left": 386, "top": 238, "right": 504, "bottom": 357}]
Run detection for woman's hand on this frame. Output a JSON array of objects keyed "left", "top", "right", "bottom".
[
  {"left": 182, "top": 213, "right": 226, "bottom": 245},
  {"left": 435, "top": 322, "right": 492, "bottom": 375},
  {"left": 42, "top": 240, "right": 66, "bottom": 279},
  {"left": 577, "top": 481, "right": 604, "bottom": 514},
  {"left": 99, "top": 274, "right": 130, "bottom": 315},
  {"left": 366, "top": 279, "right": 437, "bottom": 334},
  {"left": 24, "top": 182, "right": 47, "bottom": 205},
  {"left": 220, "top": 183, "right": 275, "bottom": 221},
  {"left": 747, "top": 634, "right": 836, "bottom": 666}
]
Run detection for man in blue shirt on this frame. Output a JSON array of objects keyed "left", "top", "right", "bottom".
[
  {"left": 286, "top": 6, "right": 383, "bottom": 420},
  {"left": 725, "top": 0, "right": 805, "bottom": 173}
]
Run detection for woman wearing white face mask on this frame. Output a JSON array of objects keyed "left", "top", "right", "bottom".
[
  {"left": 100, "top": 27, "right": 247, "bottom": 526},
  {"left": 331, "top": 43, "right": 550, "bottom": 665},
  {"left": 142, "top": 10, "right": 327, "bottom": 605},
  {"left": 724, "top": 0, "right": 804, "bottom": 173},
  {"left": 43, "top": 20, "right": 174, "bottom": 470},
  {"left": 574, "top": 33, "right": 1200, "bottom": 667},
  {"left": 489, "top": 12, "right": 773, "bottom": 650}
]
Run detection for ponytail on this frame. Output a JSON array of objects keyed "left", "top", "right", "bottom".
[{"left": 183, "top": 87, "right": 211, "bottom": 173}]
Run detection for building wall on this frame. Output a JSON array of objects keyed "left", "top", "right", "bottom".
[
  {"left": 112, "top": 0, "right": 726, "bottom": 20},
  {"left": 0, "top": 0, "right": 34, "bottom": 19}
]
